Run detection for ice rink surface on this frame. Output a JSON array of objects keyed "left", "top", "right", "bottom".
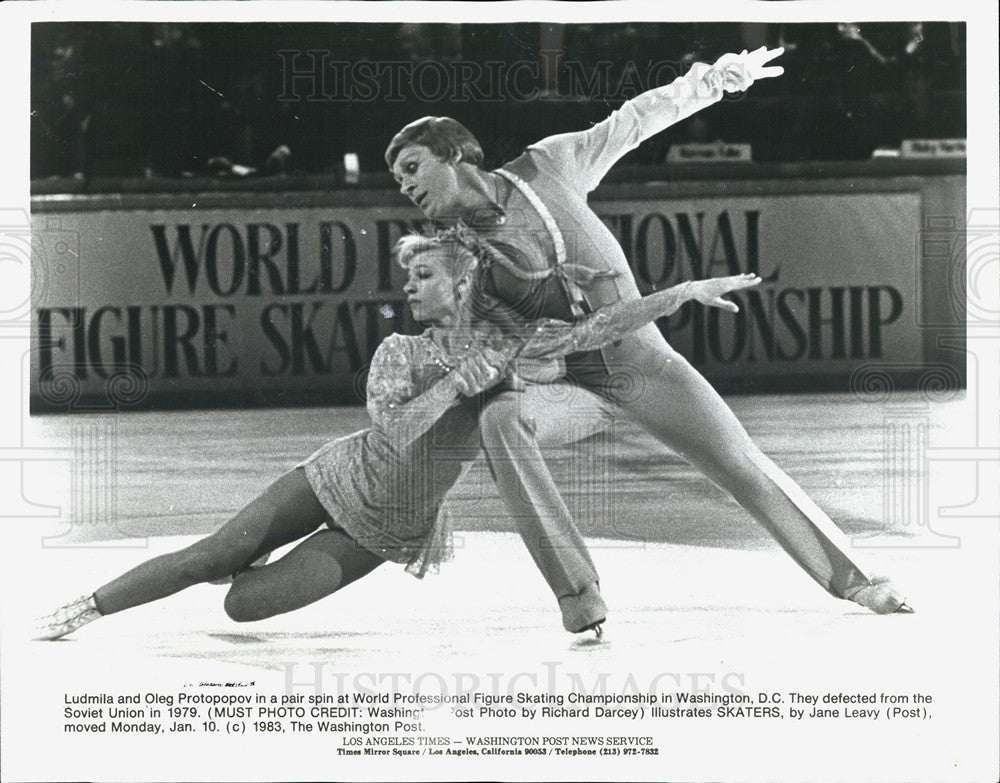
[{"left": 3, "top": 391, "right": 998, "bottom": 782}]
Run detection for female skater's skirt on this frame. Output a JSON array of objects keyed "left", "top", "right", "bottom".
[{"left": 298, "top": 425, "right": 474, "bottom": 578}]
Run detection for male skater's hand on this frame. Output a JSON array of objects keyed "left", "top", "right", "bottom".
[
  {"left": 712, "top": 46, "right": 785, "bottom": 92},
  {"left": 450, "top": 348, "right": 510, "bottom": 397}
]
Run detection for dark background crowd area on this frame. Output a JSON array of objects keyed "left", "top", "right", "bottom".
[{"left": 31, "top": 21, "right": 966, "bottom": 187}]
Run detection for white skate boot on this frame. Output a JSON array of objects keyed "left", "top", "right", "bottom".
[
  {"left": 849, "top": 576, "right": 914, "bottom": 614},
  {"left": 34, "top": 594, "right": 102, "bottom": 640}
]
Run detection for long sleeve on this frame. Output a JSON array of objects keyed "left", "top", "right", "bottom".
[
  {"left": 515, "top": 283, "right": 695, "bottom": 360},
  {"left": 366, "top": 335, "right": 461, "bottom": 450},
  {"left": 527, "top": 62, "right": 725, "bottom": 194}
]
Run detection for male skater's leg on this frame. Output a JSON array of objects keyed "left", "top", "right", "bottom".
[
  {"left": 479, "top": 384, "right": 614, "bottom": 632},
  {"left": 599, "top": 325, "right": 902, "bottom": 611}
]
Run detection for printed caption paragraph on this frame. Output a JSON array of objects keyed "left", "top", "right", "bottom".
[{"left": 60, "top": 688, "right": 933, "bottom": 756}]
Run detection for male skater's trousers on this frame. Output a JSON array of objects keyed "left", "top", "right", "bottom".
[
  {"left": 480, "top": 383, "right": 613, "bottom": 629},
  {"left": 480, "top": 325, "right": 874, "bottom": 607},
  {"left": 475, "top": 85, "right": 877, "bottom": 614}
]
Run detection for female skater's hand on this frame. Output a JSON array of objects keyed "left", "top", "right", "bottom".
[
  {"left": 686, "top": 273, "right": 762, "bottom": 313},
  {"left": 712, "top": 46, "right": 785, "bottom": 92},
  {"left": 449, "top": 347, "right": 510, "bottom": 397}
]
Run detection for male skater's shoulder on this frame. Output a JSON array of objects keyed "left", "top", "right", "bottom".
[{"left": 501, "top": 96, "right": 667, "bottom": 197}]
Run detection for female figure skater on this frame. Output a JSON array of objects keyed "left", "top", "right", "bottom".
[
  {"left": 35, "top": 229, "right": 761, "bottom": 641},
  {"left": 386, "top": 45, "right": 912, "bottom": 614}
]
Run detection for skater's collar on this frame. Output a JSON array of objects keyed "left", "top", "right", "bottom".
[
  {"left": 425, "top": 325, "right": 478, "bottom": 354},
  {"left": 450, "top": 173, "right": 508, "bottom": 228}
]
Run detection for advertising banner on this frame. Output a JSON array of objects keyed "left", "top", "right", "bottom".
[
  {"left": 592, "top": 192, "right": 922, "bottom": 380},
  {"left": 30, "top": 190, "right": 922, "bottom": 410}
]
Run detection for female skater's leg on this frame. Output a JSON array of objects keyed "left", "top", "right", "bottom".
[
  {"left": 93, "top": 468, "right": 328, "bottom": 615},
  {"left": 223, "top": 528, "right": 384, "bottom": 622},
  {"left": 35, "top": 469, "right": 330, "bottom": 639}
]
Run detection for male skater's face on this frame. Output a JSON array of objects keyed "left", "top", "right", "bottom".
[{"left": 392, "top": 144, "right": 462, "bottom": 220}]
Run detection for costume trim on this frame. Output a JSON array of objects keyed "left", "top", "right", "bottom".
[{"left": 496, "top": 168, "right": 586, "bottom": 318}]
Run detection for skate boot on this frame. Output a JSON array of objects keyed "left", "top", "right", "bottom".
[
  {"left": 34, "top": 594, "right": 102, "bottom": 640},
  {"left": 560, "top": 582, "right": 607, "bottom": 637},
  {"left": 848, "top": 575, "right": 914, "bottom": 614}
]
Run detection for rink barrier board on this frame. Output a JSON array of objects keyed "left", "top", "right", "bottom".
[{"left": 29, "top": 161, "right": 966, "bottom": 412}]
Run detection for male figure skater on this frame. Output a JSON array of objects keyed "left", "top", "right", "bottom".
[{"left": 387, "top": 45, "right": 911, "bottom": 620}]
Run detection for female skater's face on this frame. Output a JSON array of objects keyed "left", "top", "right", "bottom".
[
  {"left": 392, "top": 145, "right": 463, "bottom": 219},
  {"left": 403, "top": 249, "right": 463, "bottom": 326}
]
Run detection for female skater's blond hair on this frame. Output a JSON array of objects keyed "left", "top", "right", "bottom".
[{"left": 394, "top": 225, "right": 492, "bottom": 282}]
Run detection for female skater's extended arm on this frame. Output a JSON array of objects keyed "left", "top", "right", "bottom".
[
  {"left": 517, "top": 273, "right": 761, "bottom": 359},
  {"left": 368, "top": 274, "right": 761, "bottom": 440}
]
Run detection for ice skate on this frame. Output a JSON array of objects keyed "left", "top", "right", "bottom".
[
  {"left": 579, "top": 620, "right": 605, "bottom": 639},
  {"left": 560, "top": 582, "right": 607, "bottom": 634},
  {"left": 34, "top": 594, "right": 102, "bottom": 640},
  {"left": 849, "top": 576, "right": 913, "bottom": 615}
]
